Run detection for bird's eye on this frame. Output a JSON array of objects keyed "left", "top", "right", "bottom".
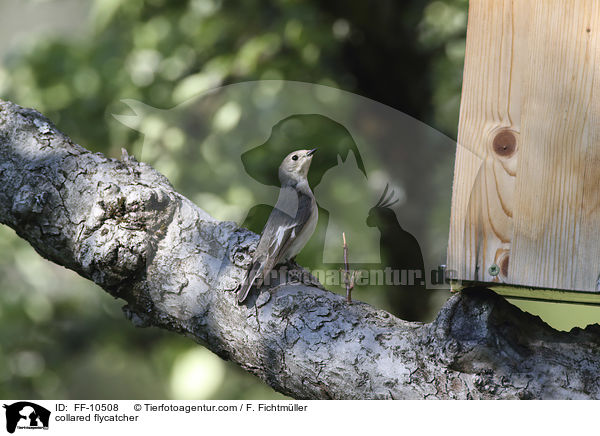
[{"left": 292, "top": 155, "right": 298, "bottom": 161}]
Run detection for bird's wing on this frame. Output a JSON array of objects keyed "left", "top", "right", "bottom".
[{"left": 236, "top": 186, "right": 313, "bottom": 303}]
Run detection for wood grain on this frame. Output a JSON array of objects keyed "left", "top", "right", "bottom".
[{"left": 448, "top": 0, "right": 600, "bottom": 293}]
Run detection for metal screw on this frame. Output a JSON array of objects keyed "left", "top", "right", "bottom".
[{"left": 488, "top": 264, "right": 500, "bottom": 276}]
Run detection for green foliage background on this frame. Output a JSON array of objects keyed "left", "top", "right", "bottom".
[{"left": 0, "top": 0, "right": 598, "bottom": 399}]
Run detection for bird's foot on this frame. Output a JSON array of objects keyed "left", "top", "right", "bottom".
[
  {"left": 284, "top": 257, "right": 300, "bottom": 269},
  {"left": 284, "top": 266, "right": 325, "bottom": 290},
  {"left": 275, "top": 259, "right": 325, "bottom": 289}
]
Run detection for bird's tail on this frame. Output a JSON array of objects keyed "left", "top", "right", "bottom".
[{"left": 237, "top": 261, "right": 262, "bottom": 303}]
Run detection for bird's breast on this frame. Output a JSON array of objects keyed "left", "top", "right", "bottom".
[{"left": 283, "top": 200, "right": 318, "bottom": 261}]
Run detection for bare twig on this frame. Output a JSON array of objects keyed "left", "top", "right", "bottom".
[{"left": 342, "top": 232, "right": 354, "bottom": 304}]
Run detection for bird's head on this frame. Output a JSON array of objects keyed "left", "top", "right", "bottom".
[{"left": 279, "top": 148, "right": 317, "bottom": 184}]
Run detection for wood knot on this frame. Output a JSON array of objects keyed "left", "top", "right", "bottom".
[
  {"left": 499, "top": 253, "right": 509, "bottom": 277},
  {"left": 492, "top": 130, "right": 517, "bottom": 157}
]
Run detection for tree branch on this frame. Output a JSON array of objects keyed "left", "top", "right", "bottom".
[{"left": 1, "top": 99, "right": 599, "bottom": 399}]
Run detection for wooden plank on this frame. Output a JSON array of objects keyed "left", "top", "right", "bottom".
[
  {"left": 448, "top": 0, "right": 600, "bottom": 295},
  {"left": 456, "top": 282, "right": 600, "bottom": 306},
  {"left": 448, "top": 0, "right": 529, "bottom": 283}
]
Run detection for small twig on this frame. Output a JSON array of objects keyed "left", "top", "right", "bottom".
[{"left": 343, "top": 232, "right": 354, "bottom": 304}]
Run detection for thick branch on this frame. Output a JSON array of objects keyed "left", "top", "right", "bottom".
[{"left": 0, "top": 100, "right": 599, "bottom": 399}]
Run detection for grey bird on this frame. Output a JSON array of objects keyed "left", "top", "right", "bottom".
[{"left": 237, "top": 148, "right": 318, "bottom": 303}]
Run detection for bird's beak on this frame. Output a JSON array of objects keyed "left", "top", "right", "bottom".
[{"left": 307, "top": 148, "right": 317, "bottom": 156}]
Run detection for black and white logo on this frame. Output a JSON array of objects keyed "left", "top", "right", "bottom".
[{"left": 3, "top": 402, "right": 50, "bottom": 434}]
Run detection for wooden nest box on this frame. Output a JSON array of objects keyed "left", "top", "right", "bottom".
[{"left": 448, "top": 0, "right": 600, "bottom": 304}]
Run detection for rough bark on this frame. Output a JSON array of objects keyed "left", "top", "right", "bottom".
[{"left": 0, "top": 99, "right": 599, "bottom": 399}]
